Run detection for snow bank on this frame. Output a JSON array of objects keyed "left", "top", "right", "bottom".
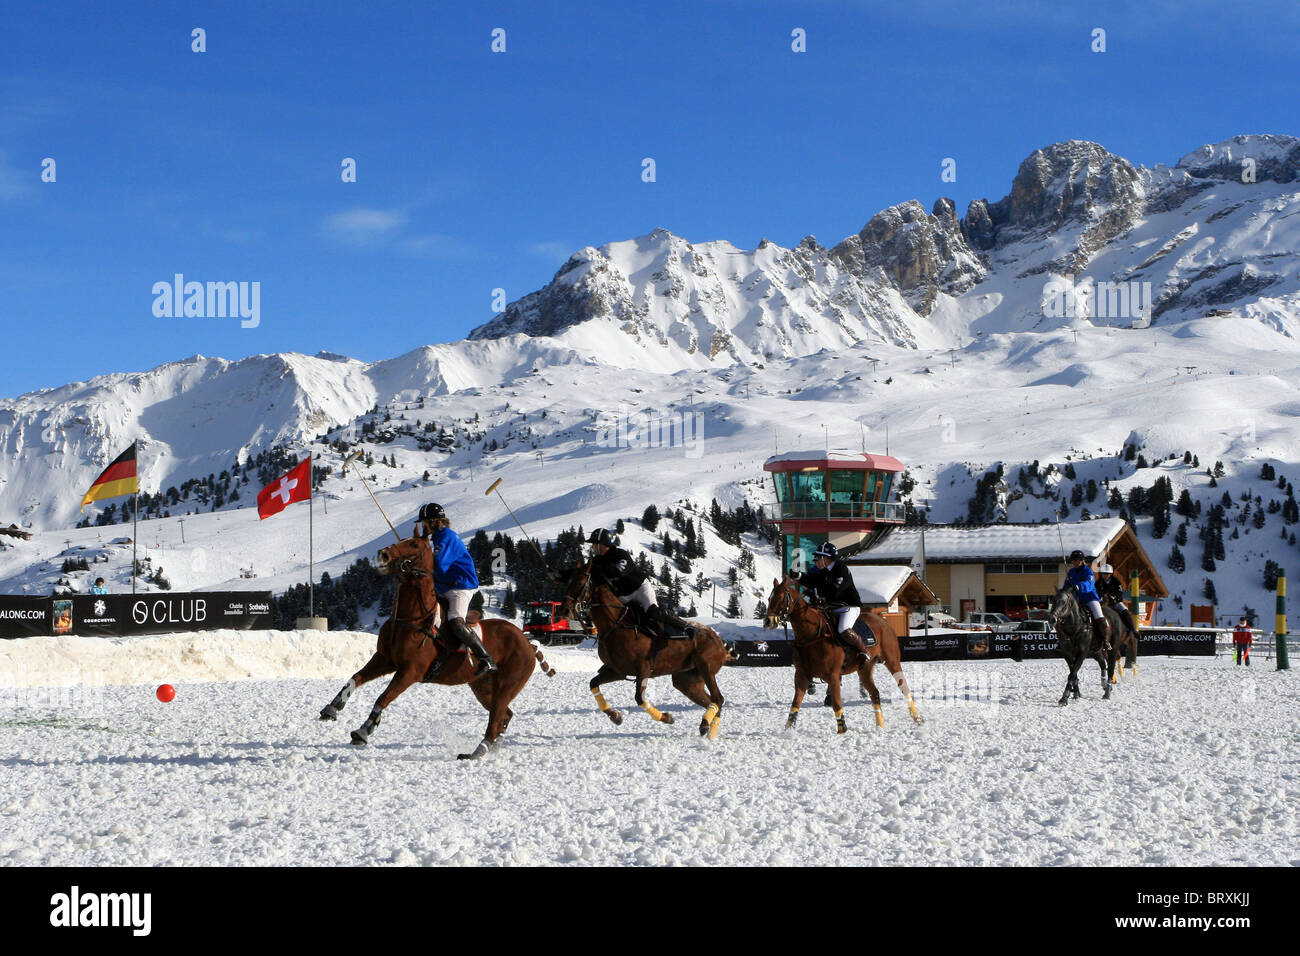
[{"left": 0, "top": 629, "right": 605, "bottom": 688}]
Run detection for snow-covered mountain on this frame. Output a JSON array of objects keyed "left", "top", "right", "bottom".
[
  {"left": 3, "top": 134, "right": 1300, "bottom": 623},
  {"left": 470, "top": 134, "right": 1300, "bottom": 354}
]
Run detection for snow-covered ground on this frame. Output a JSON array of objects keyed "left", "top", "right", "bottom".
[{"left": 1, "top": 631, "right": 1295, "bottom": 867}]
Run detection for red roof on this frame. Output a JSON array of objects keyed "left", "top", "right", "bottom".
[{"left": 763, "top": 450, "right": 904, "bottom": 473}]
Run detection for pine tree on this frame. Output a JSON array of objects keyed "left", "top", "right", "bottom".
[
  {"left": 642, "top": 504, "right": 660, "bottom": 532},
  {"left": 1169, "top": 544, "right": 1186, "bottom": 574},
  {"left": 725, "top": 594, "right": 741, "bottom": 618}
]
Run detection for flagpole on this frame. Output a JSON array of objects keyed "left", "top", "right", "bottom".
[
  {"left": 308, "top": 453, "right": 314, "bottom": 619},
  {"left": 132, "top": 441, "right": 139, "bottom": 596}
]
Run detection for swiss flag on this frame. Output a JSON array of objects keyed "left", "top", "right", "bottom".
[{"left": 257, "top": 458, "right": 312, "bottom": 520}]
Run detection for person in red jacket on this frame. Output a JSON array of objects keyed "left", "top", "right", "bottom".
[{"left": 1232, "top": 618, "right": 1253, "bottom": 666}]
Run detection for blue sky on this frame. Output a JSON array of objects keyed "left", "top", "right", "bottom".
[{"left": 2, "top": 0, "right": 1298, "bottom": 394}]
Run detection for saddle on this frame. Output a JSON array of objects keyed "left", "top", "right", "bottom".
[
  {"left": 624, "top": 603, "right": 691, "bottom": 638},
  {"left": 816, "top": 602, "right": 878, "bottom": 648},
  {"left": 422, "top": 592, "right": 487, "bottom": 681}
]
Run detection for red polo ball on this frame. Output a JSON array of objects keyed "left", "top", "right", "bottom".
[{"left": 156, "top": 684, "right": 175, "bottom": 703}]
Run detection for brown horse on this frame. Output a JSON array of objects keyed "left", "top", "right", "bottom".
[
  {"left": 1109, "top": 603, "right": 1140, "bottom": 681},
  {"left": 763, "top": 577, "right": 922, "bottom": 733},
  {"left": 318, "top": 534, "right": 556, "bottom": 758},
  {"left": 561, "top": 561, "right": 731, "bottom": 738}
]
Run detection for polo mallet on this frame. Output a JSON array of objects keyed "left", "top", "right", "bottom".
[
  {"left": 485, "top": 477, "right": 556, "bottom": 579},
  {"left": 343, "top": 450, "right": 402, "bottom": 543}
]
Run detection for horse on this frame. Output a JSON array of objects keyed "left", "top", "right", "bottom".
[
  {"left": 763, "top": 577, "right": 922, "bottom": 733},
  {"left": 1047, "top": 586, "right": 1121, "bottom": 706},
  {"left": 560, "top": 561, "right": 731, "bottom": 738},
  {"left": 318, "top": 534, "right": 556, "bottom": 758}
]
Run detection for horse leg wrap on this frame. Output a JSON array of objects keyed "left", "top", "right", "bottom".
[
  {"left": 641, "top": 701, "right": 666, "bottom": 722},
  {"left": 350, "top": 706, "right": 382, "bottom": 745},
  {"left": 700, "top": 703, "right": 721, "bottom": 739},
  {"left": 907, "top": 697, "right": 923, "bottom": 724},
  {"left": 873, "top": 704, "right": 884, "bottom": 728},
  {"left": 591, "top": 687, "right": 612, "bottom": 713},
  {"left": 835, "top": 708, "right": 847, "bottom": 735},
  {"left": 320, "top": 678, "right": 355, "bottom": 720},
  {"left": 457, "top": 739, "right": 491, "bottom": 761}
]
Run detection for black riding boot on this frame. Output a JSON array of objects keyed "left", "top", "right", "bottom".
[
  {"left": 645, "top": 605, "right": 669, "bottom": 670},
  {"left": 663, "top": 610, "right": 697, "bottom": 638},
  {"left": 839, "top": 629, "right": 871, "bottom": 665},
  {"left": 454, "top": 619, "right": 497, "bottom": 677},
  {"left": 1091, "top": 617, "right": 1111, "bottom": 653}
]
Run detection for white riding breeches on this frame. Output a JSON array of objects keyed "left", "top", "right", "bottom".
[
  {"left": 441, "top": 589, "right": 474, "bottom": 622},
  {"left": 1085, "top": 599, "right": 1103, "bottom": 621},
  {"left": 618, "top": 581, "right": 658, "bottom": 612},
  {"left": 834, "top": 605, "right": 861, "bottom": 633}
]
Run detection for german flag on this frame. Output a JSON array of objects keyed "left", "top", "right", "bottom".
[{"left": 81, "top": 442, "right": 139, "bottom": 512}]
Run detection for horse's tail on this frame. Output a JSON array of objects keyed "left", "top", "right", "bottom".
[{"left": 529, "top": 639, "right": 558, "bottom": 678}]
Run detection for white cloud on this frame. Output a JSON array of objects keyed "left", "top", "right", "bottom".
[
  {"left": 529, "top": 241, "right": 575, "bottom": 262},
  {"left": 323, "top": 208, "right": 407, "bottom": 244}
]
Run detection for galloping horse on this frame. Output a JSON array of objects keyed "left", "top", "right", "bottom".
[
  {"left": 561, "top": 562, "right": 731, "bottom": 738},
  {"left": 1048, "top": 586, "right": 1120, "bottom": 706},
  {"left": 763, "top": 577, "right": 922, "bottom": 733},
  {"left": 318, "top": 534, "right": 555, "bottom": 758}
]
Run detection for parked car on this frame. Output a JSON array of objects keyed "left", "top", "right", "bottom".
[
  {"left": 1012, "top": 619, "right": 1055, "bottom": 639},
  {"left": 909, "top": 610, "right": 960, "bottom": 630},
  {"left": 964, "top": 611, "right": 1016, "bottom": 633}
]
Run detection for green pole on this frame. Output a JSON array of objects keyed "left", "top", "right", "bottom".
[{"left": 1276, "top": 573, "right": 1290, "bottom": 671}]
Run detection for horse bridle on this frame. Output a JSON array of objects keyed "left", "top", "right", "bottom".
[
  {"left": 568, "top": 564, "right": 639, "bottom": 633},
  {"left": 768, "top": 582, "right": 832, "bottom": 644},
  {"left": 380, "top": 541, "right": 440, "bottom": 647},
  {"left": 1051, "top": 587, "right": 1086, "bottom": 634}
]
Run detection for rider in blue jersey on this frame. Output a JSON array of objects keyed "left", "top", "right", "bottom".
[
  {"left": 1065, "top": 549, "right": 1111, "bottom": 652},
  {"left": 417, "top": 503, "right": 495, "bottom": 677}
]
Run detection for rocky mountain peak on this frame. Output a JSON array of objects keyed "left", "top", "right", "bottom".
[{"left": 1175, "top": 134, "right": 1300, "bottom": 183}]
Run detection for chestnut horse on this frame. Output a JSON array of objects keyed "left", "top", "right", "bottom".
[
  {"left": 763, "top": 577, "right": 923, "bottom": 733},
  {"left": 561, "top": 561, "right": 731, "bottom": 738},
  {"left": 318, "top": 534, "right": 555, "bottom": 758}
]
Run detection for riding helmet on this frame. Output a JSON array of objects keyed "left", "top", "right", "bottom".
[
  {"left": 1068, "top": 549, "right": 1085, "bottom": 563},
  {"left": 588, "top": 528, "right": 615, "bottom": 547},
  {"left": 814, "top": 541, "right": 839, "bottom": 560},
  {"left": 419, "top": 502, "right": 446, "bottom": 523}
]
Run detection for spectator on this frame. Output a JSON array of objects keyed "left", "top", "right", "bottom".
[
  {"left": 1232, "top": 618, "right": 1252, "bottom": 666},
  {"left": 91, "top": 577, "right": 108, "bottom": 595}
]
